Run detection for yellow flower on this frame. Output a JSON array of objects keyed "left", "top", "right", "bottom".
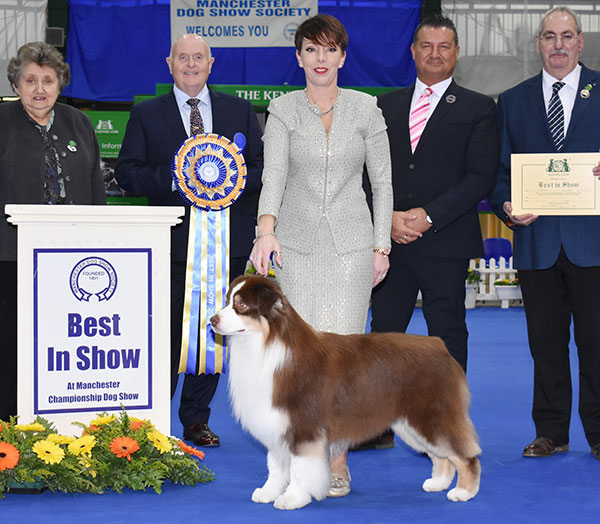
[
  {"left": 32, "top": 439, "right": 65, "bottom": 464},
  {"left": 47, "top": 433, "right": 76, "bottom": 445},
  {"left": 147, "top": 430, "right": 172, "bottom": 454},
  {"left": 78, "top": 456, "right": 97, "bottom": 478},
  {"left": 90, "top": 414, "right": 116, "bottom": 426},
  {"left": 68, "top": 435, "right": 97, "bottom": 456},
  {"left": 14, "top": 422, "right": 46, "bottom": 432}
]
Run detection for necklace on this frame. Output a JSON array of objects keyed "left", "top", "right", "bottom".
[{"left": 305, "top": 88, "right": 338, "bottom": 117}]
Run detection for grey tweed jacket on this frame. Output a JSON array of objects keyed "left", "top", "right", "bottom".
[{"left": 258, "top": 88, "right": 392, "bottom": 255}]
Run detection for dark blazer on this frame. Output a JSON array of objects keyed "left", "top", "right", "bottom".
[
  {"left": 377, "top": 81, "right": 499, "bottom": 259},
  {"left": 115, "top": 89, "right": 263, "bottom": 262},
  {"left": 488, "top": 64, "right": 600, "bottom": 270},
  {"left": 0, "top": 101, "right": 106, "bottom": 261}
]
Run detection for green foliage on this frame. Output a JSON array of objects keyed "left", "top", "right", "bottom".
[{"left": 466, "top": 269, "right": 482, "bottom": 284}]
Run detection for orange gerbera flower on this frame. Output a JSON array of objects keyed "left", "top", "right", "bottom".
[
  {"left": 109, "top": 436, "right": 140, "bottom": 461},
  {"left": 129, "top": 420, "right": 146, "bottom": 432},
  {"left": 177, "top": 440, "right": 205, "bottom": 460},
  {"left": 81, "top": 424, "right": 101, "bottom": 437},
  {"left": 0, "top": 441, "right": 20, "bottom": 470}
]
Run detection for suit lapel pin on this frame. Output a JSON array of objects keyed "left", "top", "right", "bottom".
[
  {"left": 445, "top": 94, "right": 456, "bottom": 104},
  {"left": 580, "top": 83, "right": 593, "bottom": 99},
  {"left": 67, "top": 140, "right": 78, "bottom": 152}
]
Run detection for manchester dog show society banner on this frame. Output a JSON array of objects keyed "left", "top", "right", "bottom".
[{"left": 171, "top": 0, "right": 317, "bottom": 47}]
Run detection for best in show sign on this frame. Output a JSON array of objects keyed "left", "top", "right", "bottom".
[
  {"left": 33, "top": 248, "right": 152, "bottom": 415},
  {"left": 171, "top": 0, "right": 317, "bottom": 47}
]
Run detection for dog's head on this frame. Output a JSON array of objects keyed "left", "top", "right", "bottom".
[{"left": 210, "top": 275, "right": 286, "bottom": 338}]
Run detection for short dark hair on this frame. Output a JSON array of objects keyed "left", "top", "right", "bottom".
[
  {"left": 413, "top": 14, "right": 459, "bottom": 47},
  {"left": 7, "top": 41, "right": 70, "bottom": 93},
  {"left": 294, "top": 14, "right": 348, "bottom": 53}
]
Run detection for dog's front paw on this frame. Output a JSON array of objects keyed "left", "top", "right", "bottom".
[
  {"left": 422, "top": 476, "right": 453, "bottom": 492},
  {"left": 252, "top": 486, "right": 280, "bottom": 503},
  {"left": 273, "top": 491, "right": 312, "bottom": 510},
  {"left": 447, "top": 487, "right": 477, "bottom": 502}
]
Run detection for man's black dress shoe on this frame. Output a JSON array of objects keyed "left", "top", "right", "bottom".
[
  {"left": 350, "top": 429, "right": 395, "bottom": 451},
  {"left": 522, "top": 437, "right": 568, "bottom": 457},
  {"left": 591, "top": 443, "right": 600, "bottom": 461},
  {"left": 183, "top": 423, "right": 220, "bottom": 447}
]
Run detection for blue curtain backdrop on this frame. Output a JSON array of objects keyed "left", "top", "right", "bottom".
[{"left": 63, "top": 0, "right": 421, "bottom": 101}]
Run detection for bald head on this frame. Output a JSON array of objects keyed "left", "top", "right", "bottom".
[
  {"left": 169, "top": 34, "right": 212, "bottom": 62},
  {"left": 166, "top": 34, "right": 214, "bottom": 97}
]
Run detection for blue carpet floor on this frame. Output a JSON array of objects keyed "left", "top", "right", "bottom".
[{"left": 3, "top": 306, "right": 598, "bottom": 523}]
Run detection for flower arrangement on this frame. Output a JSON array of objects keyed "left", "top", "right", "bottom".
[
  {"left": 494, "top": 277, "right": 520, "bottom": 286},
  {"left": 0, "top": 409, "right": 213, "bottom": 498},
  {"left": 466, "top": 269, "right": 481, "bottom": 285}
]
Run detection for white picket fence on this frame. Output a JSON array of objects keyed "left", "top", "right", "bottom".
[{"left": 467, "top": 257, "right": 522, "bottom": 308}]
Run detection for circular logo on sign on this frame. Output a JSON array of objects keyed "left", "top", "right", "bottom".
[
  {"left": 283, "top": 23, "right": 299, "bottom": 42},
  {"left": 172, "top": 133, "right": 247, "bottom": 211},
  {"left": 70, "top": 257, "right": 117, "bottom": 302}
]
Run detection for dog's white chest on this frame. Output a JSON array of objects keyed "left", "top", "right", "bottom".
[{"left": 227, "top": 336, "right": 290, "bottom": 447}]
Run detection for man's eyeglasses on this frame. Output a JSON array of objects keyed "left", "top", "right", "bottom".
[{"left": 539, "top": 32, "right": 579, "bottom": 45}]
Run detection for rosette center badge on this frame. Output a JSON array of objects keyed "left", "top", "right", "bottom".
[{"left": 172, "top": 133, "right": 247, "bottom": 211}]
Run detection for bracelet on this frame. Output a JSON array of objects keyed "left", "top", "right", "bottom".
[
  {"left": 373, "top": 248, "right": 391, "bottom": 257},
  {"left": 253, "top": 232, "right": 276, "bottom": 244}
]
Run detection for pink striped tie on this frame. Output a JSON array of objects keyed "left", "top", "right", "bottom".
[{"left": 409, "top": 87, "right": 433, "bottom": 153}]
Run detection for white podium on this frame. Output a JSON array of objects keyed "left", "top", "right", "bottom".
[{"left": 6, "top": 204, "right": 184, "bottom": 435}]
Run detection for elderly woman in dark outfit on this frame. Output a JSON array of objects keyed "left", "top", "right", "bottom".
[{"left": 0, "top": 42, "right": 105, "bottom": 421}]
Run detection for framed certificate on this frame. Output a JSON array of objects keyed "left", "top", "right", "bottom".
[{"left": 511, "top": 153, "right": 600, "bottom": 215}]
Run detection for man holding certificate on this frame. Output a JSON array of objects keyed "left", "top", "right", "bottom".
[{"left": 488, "top": 6, "right": 600, "bottom": 461}]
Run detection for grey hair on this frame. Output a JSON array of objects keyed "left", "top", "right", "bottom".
[
  {"left": 7, "top": 42, "right": 70, "bottom": 92},
  {"left": 537, "top": 6, "right": 582, "bottom": 36}
]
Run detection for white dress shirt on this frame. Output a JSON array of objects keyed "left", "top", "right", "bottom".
[
  {"left": 171, "top": 85, "right": 213, "bottom": 191},
  {"left": 410, "top": 76, "right": 453, "bottom": 125},
  {"left": 173, "top": 84, "right": 213, "bottom": 136},
  {"left": 541, "top": 64, "right": 581, "bottom": 134}
]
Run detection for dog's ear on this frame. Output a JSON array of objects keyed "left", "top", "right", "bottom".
[{"left": 255, "top": 278, "right": 285, "bottom": 317}]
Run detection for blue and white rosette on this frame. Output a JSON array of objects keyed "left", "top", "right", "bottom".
[{"left": 172, "top": 133, "right": 247, "bottom": 375}]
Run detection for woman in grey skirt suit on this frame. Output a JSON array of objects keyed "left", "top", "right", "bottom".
[{"left": 250, "top": 15, "right": 393, "bottom": 497}]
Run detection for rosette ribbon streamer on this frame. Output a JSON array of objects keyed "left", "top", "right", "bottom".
[{"left": 172, "top": 134, "right": 247, "bottom": 374}]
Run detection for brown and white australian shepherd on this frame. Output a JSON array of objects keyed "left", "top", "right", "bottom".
[{"left": 210, "top": 275, "right": 481, "bottom": 510}]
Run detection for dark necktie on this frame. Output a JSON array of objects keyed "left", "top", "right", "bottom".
[
  {"left": 547, "top": 81, "right": 565, "bottom": 151},
  {"left": 186, "top": 98, "right": 204, "bottom": 136}
]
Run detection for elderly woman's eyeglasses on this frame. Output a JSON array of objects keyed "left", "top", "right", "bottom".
[{"left": 539, "top": 32, "right": 579, "bottom": 45}]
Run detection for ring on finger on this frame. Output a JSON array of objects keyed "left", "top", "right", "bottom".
[{"left": 403, "top": 234, "right": 408, "bottom": 241}]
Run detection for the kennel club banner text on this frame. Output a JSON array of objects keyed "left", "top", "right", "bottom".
[
  {"left": 33, "top": 249, "right": 152, "bottom": 415},
  {"left": 171, "top": 0, "right": 317, "bottom": 47}
]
